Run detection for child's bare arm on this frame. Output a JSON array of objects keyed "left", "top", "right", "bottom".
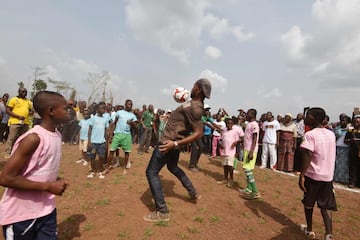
[{"left": 0, "top": 134, "right": 68, "bottom": 195}]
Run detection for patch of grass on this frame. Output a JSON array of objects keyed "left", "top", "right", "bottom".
[
  {"left": 177, "top": 232, "right": 188, "bottom": 239},
  {"left": 84, "top": 182, "right": 93, "bottom": 188},
  {"left": 209, "top": 215, "right": 219, "bottom": 223},
  {"left": 95, "top": 198, "right": 110, "bottom": 206},
  {"left": 84, "top": 222, "right": 94, "bottom": 231},
  {"left": 193, "top": 216, "right": 204, "bottom": 224},
  {"left": 199, "top": 208, "right": 207, "bottom": 213},
  {"left": 81, "top": 203, "right": 92, "bottom": 211},
  {"left": 258, "top": 216, "right": 266, "bottom": 224},
  {"left": 242, "top": 212, "right": 251, "bottom": 218},
  {"left": 116, "top": 211, "right": 125, "bottom": 217},
  {"left": 117, "top": 230, "right": 129, "bottom": 238},
  {"left": 154, "top": 221, "right": 169, "bottom": 227},
  {"left": 187, "top": 226, "right": 199, "bottom": 234},
  {"left": 144, "top": 228, "right": 153, "bottom": 237}
]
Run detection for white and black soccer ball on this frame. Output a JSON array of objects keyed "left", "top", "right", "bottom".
[{"left": 173, "top": 87, "right": 190, "bottom": 103}]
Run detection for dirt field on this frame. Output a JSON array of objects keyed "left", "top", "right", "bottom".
[{"left": 0, "top": 143, "right": 359, "bottom": 240}]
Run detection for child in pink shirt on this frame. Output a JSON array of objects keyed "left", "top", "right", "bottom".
[
  {"left": 217, "top": 118, "right": 244, "bottom": 187},
  {"left": 0, "top": 91, "right": 70, "bottom": 240},
  {"left": 299, "top": 107, "right": 336, "bottom": 240}
]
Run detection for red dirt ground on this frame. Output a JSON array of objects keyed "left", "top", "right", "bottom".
[{"left": 1, "top": 143, "right": 359, "bottom": 240}]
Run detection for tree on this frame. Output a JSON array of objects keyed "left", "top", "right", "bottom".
[
  {"left": 30, "top": 66, "right": 48, "bottom": 97},
  {"left": 48, "top": 77, "right": 74, "bottom": 98},
  {"left": 17, "top": 81, "right": 25, "bottom": 88},
  {"left": 85, "top": 71, "right": 112, "bottom": 104}
]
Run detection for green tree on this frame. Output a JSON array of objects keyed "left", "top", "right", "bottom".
[{"left": 31, "top": 79, "right": 47, "bottom": 98}]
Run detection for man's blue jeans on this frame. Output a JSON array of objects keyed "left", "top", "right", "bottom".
[{"left": 146, "top": 146, "right": 197, "bottom": 213}]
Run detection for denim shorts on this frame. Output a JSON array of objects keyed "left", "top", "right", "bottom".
[{"left": 87, "top": 143, "right": 106, "bottom": 159}]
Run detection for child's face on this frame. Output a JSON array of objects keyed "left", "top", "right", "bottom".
[
  {"left": 53, "top": 97, "right": 71, "bottom": 124},
  {"left": 97, "top": 105, "right": 106, "bottom": 115},
  {"left": 226, "top": 120, "right": 233, "bottom": 130},
  {"left": 83, "top": 110, "right": 90, "bottom": 119}
]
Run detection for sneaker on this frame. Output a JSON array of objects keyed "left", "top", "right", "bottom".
[
  {"left": 233, "top": 170, "right": 240, "bottom": 174},
  {"left": 143, "top": 211, "right": 170, "bottom": 222},
  {"left": 300, "top": 224, "right": 316, "bottom": 239},
  {"left": 112, "top": 162, "right": 120, "bottom": 168},
  {"left": 76, "top": 159, "right": 84, "bottom": 164},
  {"left": 189, "top": 167, "right": 200, "bottom": 173},
  {"left": 126, "top": 160, "right": 131, "bottom": 169},
  {"left": 259, "top": 165, "right": 266, "bottom": 169},
  {"left": 190, "top": 193, "right": 201, "bottom": 203},
  {"left": 324, "top": 234, "right": 334, "bottom": 240},
  {"left": 98, "top": 172, "right": 105, "bottom": 179},
  {"left": 238, "top": 188, "right": 252, "bottom": 194},
  {"left": 243, "top": 192, "right": 261, "bottom": 200},
  {"left": 216, "top": 179, "right": 228, "bottom": 185},
  {"left": 87, "top": 172, "right": 96, "bottom": 178},
  {"left": 82, "top": 160, "right": 88, "bottom": 166}
]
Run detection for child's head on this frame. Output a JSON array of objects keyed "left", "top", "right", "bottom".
[
  {"left": 246, "top": 108, "right": 257, "bottom": 121},
  {"left": 304, "top": 107, "right": 326, "bottom": 128},
  {"left": 225, "top": 118, "right": 233, "bottom": 130},
  {"left": 125, "top": 99, "right": 133, "bottom": 112},
  {"left": 33, "top": 91, "right": 70, "bottom": 124},
  {"left": 83, "top": 109, "right": 90, "bottom": 119},
  {"left": 97, "top": 102, "right": 106, "bottom": 116}
]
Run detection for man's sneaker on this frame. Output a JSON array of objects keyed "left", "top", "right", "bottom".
[
  {"left": 82, "top": 160, "right": 89, "bottom": 166},
  {"left": 259, "top": 165, "right": 266, "bottom": 169},
  {"left": 324, "top": 234, "right": 334, "bottom": 240},
  {"left": 190, "top": 193, "right": 201, "bottom": 203},
  {"left": 143, "top": 211, "right": 170, "bottom": 222},
  {"left": 98, "top": 172, "right": 105, "bottom": 179},
  {"left": 112, "top": 162, "right": 120, "bottom": 168},
  {"left": 76, "top": 159, "right": 84, "bottom": 164},
  {"left": 189, "top": 167, "right": 200, "bottom": 173},
  {"left": 243, "top": 192, "right": 261, "bottom": 200},
  {"left": 300, "top": 224, "right": 316, "bottom": 239},
  {"left": 239, "top": 188, "right": 252, "bottom": 194},
  {"left": 87, "top": 172, "right": 96, "bottom": 178}
]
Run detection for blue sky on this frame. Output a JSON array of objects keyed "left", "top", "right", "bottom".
[{"left": 1, "top": 0, "right": 359, "bottom": 121}]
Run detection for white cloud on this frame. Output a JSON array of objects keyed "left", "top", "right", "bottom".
[
  {"left": 202, "top": 13, "right": 230, "bottom": 39},
  {"left": 205, "top": 46, "right": 222, "bottom": 59},
  {"left": 257, "top": 87, "right": 282, "bottom": 98},
  {"left": 280, "top": 0, "right": 360, "bottom": 88},
  {"left": 125, "top": 0, "right": 254, "bottom": 62},
  {"left": 232, "top": 26, "right": 255, "bottom": 41},
  {"left": 280, "top": 26, "right": 311, "bottom": 62},
  {"left": 125, "top": 0, "right": 206, "bottom": 63},
  {"left": 198, "top": 69, "right": 227, "bottom": 93}
]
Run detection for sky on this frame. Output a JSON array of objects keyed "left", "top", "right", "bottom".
[{"left": 1, "top": 0, "right": 360, "bottom": 121}]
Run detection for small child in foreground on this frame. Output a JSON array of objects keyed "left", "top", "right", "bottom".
[{"left": 0, "top": 91, "right": 70, "bottom": 239}]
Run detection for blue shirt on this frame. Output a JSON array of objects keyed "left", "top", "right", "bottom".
[
  {"left": 78, "top": 118, "right": 91, "bottom": 140},
  {"left": 88, "top": 115, "right": 109, "bottom": 144},
  {"left": 113, "top": 110, "right": 137, "bottom": 134}
]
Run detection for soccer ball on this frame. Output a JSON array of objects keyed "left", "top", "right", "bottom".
[{"left": 173, "top": 87, "right": 190, "bottom": 103}]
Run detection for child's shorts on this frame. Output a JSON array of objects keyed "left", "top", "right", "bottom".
[
  {"left": 79, "top": 139, "right": 88, "bottom": 152},
  {"left": 110, "top": 133, "right": 132, "bottom": 152},
  {"left": 2, "top": 209, "right": 57, "bottom": 240},
  {"left": 87, "top": 143, "right": 106, "bottom": 159},
  {"left": 302, "top": 176, "right": 337, "bottom": 211},
  {"left": 222, "top": 156, "right": 234, "bottom": 167}
]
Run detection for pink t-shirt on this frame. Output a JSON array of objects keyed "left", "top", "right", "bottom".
[
  {"left": 222, "top": 125, "right": 244, "bottom": 157},
  {"left": 300, "top": 128, "right": 336, "bottom": 182},
  {"left": 244, "top": 121, "right": 259, "bottom": 152},
  {"left": 0, "top": 125, "right": 62, "bottom": 225}
]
